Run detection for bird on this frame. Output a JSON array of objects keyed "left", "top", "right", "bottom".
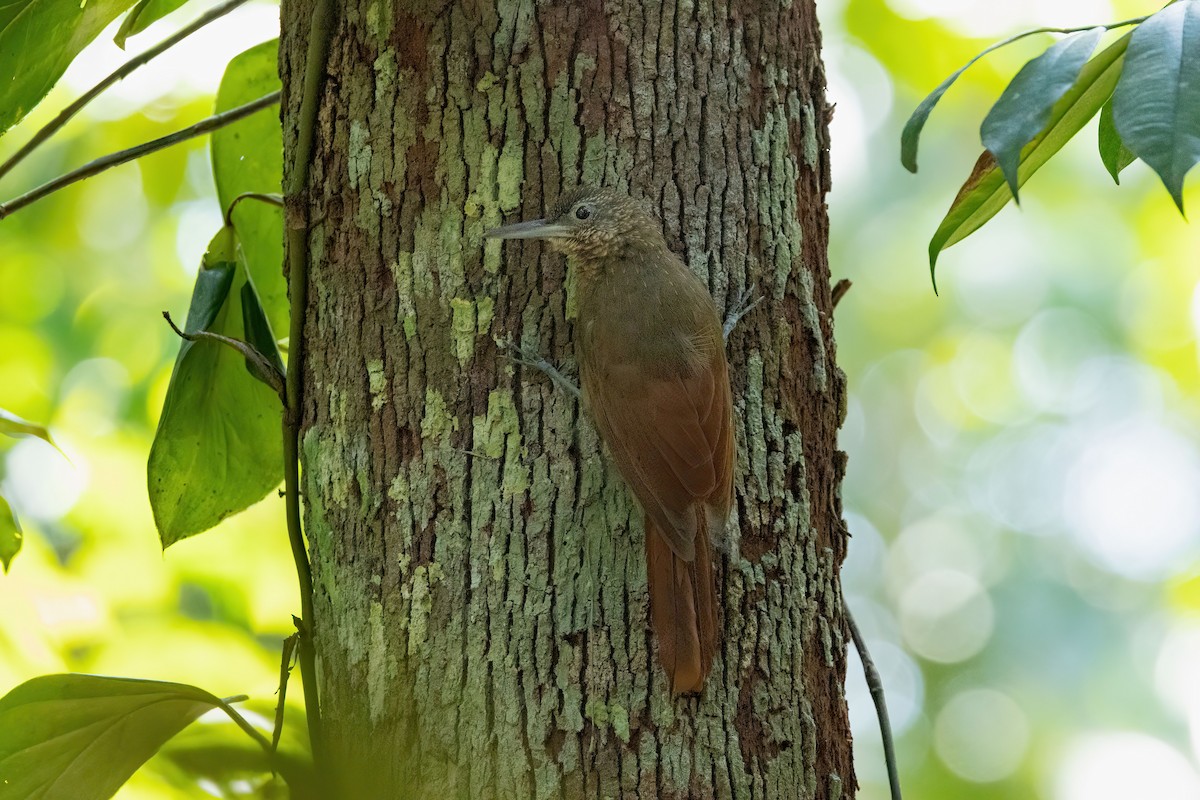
[{"left": 487, "top": 187, "right": 734, "bottom": 694}]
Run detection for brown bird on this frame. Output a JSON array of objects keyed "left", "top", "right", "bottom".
[{"left": 488, "top": 187, "right": 734, "bottom": 694}]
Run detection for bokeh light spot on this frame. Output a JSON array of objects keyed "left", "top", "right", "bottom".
[
  {"left": 934, "top": 688, "right": 1029, "bottom": 782},
  {"left": 900, "top": 569, "right": 994, "bottom": 662}
]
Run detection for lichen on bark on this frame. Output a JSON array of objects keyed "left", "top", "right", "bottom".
[{"left": 282, "top": 0, "right": 852, "bottom": 797}]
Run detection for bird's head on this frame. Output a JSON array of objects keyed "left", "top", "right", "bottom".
[{"left": 486, "top": 186, "right": 664, "bottom": 261}]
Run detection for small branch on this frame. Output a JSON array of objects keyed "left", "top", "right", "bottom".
[
  {"left": 846, "top": 605, "right": 903, "bottom": 800},
  {"left": 831, "top": 278, "right": 852, "bottom": 309},
  {"left": 0, "top": 0, "right": 253, "bottom": 183},
  {"left": 272, "top": 633, "right": 299, "bottom": 753},
  {"left": 0, "top": 92, "right": 281, "bottom": 222},
  {"left": 225, "top": 192, "right": 285, "bottom": 228},
  {"left": 283, "top": 0, "right": 337, "bottom": 774},
  {"left": 162, "top": 311, "right": 287, "bottom": 401}
]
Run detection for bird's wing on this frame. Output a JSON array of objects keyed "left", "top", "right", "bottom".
[{"left": 584, "top": 350, "right": 733, "bottom": 562}]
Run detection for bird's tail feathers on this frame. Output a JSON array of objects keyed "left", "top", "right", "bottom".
[{"left": 645, "top": 514, "right": 718, "bottom": 694}]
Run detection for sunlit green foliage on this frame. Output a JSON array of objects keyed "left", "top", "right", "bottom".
[
  {"left": 905, "top": 0, "right": 1200, "bottom": 275},
  {"left": 147, "top": 226, "right": 283, "bottom": 546}
]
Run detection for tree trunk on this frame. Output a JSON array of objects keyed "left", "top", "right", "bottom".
[{"left": 281, "top": 1, "right": 850, "bottom": 797}]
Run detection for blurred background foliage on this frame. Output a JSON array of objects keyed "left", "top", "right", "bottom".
[{"left": 0, "top": 0, "right": 1196, "bottom": 798}]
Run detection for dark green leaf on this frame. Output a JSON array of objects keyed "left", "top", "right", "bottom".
[
  {"left": 0, "top": 0, "right": 137, "bottom": 136},
  {"left": 0, "top": 408, "right": 62, "bottom": 455},
  {"left": 1099, "top": 98, "right": 1137, "bottom": 183},
  {"left": 1111, "top": 0, "right": 1200, "bottom": 212},
  {"left": 0, "top": 674, "right": 228, "bottom": 800},
  {"left": 148, "top": 228, "right": 283, "bottom": 546},
  {"left": 0, "top": 495, "right": 20, "bottom": 573},
  {"left": 901, "top": 52, "right": 991, "bottom": 173},
  {"left": 982, "top": 27, "right": 1105, "bottom": 199},
  {"left": 240, "top": 281, "right": 285, "bottom": 383},
  {"left": 114, "top": 0, "right": 190, "bottom": 49},
  {"left": 928, "top": 33, "right": 1131, "bottom": 285},
  {"left": 213, "top": 40, "right": 287, "bottom": 336}
]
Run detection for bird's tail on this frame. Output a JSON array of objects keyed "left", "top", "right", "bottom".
[{"left": 645, "top": 515, "right": 718, "bottom": 694}]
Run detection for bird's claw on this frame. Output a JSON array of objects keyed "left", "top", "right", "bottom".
[
  {"left": 723, "top": 287, "right": 763, "bottom": 342},
  {"left": 502, "top": 339, "right": 582, "bottom": 400}
]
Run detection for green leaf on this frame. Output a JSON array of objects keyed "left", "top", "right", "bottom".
[
  {"left": 0, "top": 0, "right": 138, "bottom": 136},
  {"left": 901, "top": 48, "right": 995, "bottom": 173},
  {"left": 0, "top": 495, "right": 20, "bottom": 573},
  {"left": 982, "top": 27, "right": 1105, "bottom": 199},
  {"left": 1111, "top": 0, "right": 1200, "bottom": 212},
  {"left": 928, "top": 32, "right": 1132, "bottom": 286},
  {"left": 148, "top": 227, "right": 283, "bottom": 547},
  {"left": 240, "top": 280, "right": 285, "bottom": 384},
  {"left": 1099, "top": 98, "right": 1137, "bottom": 183},
  {"left": 113, "top": 0, "right": 190, "bottom": 49},
  {"left": 0, "top": 674, "right": 230, "bottom": 800},
  {"left": 0, "top": 408, "right": 62, "bottom": 455},
  {"left": 212, "top": 39, "right": 287, "bottom": 336}
]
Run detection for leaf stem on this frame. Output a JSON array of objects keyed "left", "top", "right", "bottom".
[
  {"left": 0, "top": 92, "right": 281, "bottom": 222},
  {"left": 216, "top": 695, "right": 307, "bottom": 788},
  {"left": 162, "top": 311, "right": 287, "bottom": 401},
  {"left": 0, "top": 0, "right": 253, "bottom": 184},
  {"left": 225, "top": 191, "right": 285, "bottom": 227},
  {"left": 283, "top": 0, "right": 337, "bottom": 775}
]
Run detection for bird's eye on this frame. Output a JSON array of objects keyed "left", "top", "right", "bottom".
[{"left": 574, "top": 205, "right": 592, "bottom": 221}]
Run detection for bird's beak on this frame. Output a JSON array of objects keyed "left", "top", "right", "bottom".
[{"left": 485, "top": 218, "right": 572, "bottom": 240}]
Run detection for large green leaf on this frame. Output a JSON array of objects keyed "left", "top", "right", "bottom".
[
  {"left": 0, "top": 495, "right": 19, "bottom": 573},
  {"left": 113, "top": 0, "right": 190, "bottom": 49},
  {"left": 0, "top": 0, "right": 137, "bottom": 136},
  {"left": 982, "top": 27, "right": 1105, "bottom": 199},
  {"left": 1111, "top": 0, "right": 1200, "bottom": 212},
  {"left": 1099, "top": 98, "right": 1138, "bottom": 183},
  {"left": 148, "top": 227, "right": 283, "bottom": 547},
  {"left": 0, "top": 674, "right": 230, "bottom": 800},
  {"left": 927, "top": 33, "right": 1131, "bottom": 286},
  {"left": 212, "top": 39, "right": 286, "bottom": 337}
]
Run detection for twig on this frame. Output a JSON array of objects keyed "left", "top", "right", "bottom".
[
  {"left": 226, "top": 191, "right": 285, "bottom": 228},
  {"left": 0, "top": 92, "right": 281, "bottom": 221},
  {"left": 161, "top": 311, "right": 287, "bottom": 402},
  {"left": 0, "top": 0, "right": 253, "bottom": 184},
  {"left": 283, "top": 0, "right": 337, "bottom": 773},
  {"left": 273, "top": 633, "right": 300, "bottom": 753},
  {"left": 831, "top": 279, "right": 851, "bottom": 309},
  {"left": 845, "top": 605, "right": 903, "bottom": 800}
]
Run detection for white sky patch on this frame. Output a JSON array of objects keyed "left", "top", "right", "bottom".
[{"left": 61, "top": 4, "right": 282, "bottom": 119}]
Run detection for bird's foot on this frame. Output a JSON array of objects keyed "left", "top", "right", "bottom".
[
  {"left": 722, "top": 286, "right": 763, "bottom": 343},
  {"left": 503, "top": 340, "right": 582, "bottom": 400}
]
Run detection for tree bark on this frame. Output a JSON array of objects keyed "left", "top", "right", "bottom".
[{"left": 281, "top": 1, "right": 851, "bottom": 797}]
